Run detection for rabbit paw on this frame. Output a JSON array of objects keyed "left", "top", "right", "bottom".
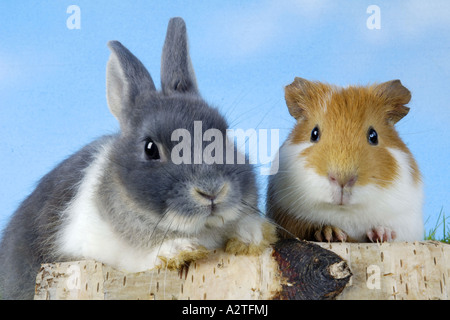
[
  {"left": 314, "top": 225, "right": 348, "bottom": 242},
  {"left": 367, "top": 226, "right": 397, "bottom": 243},
  {"left": 225, "top": 222, "right": 278, "bottom": 256},
  {"left": 156, "top": 239, "right": 209, "bottom": 270}
]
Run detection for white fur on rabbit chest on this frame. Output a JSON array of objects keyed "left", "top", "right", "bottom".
[
  {"left": 55, "top": 141, "right": 201, "bottom": 272},
  {"left": 55, "top": 140, "right": 265, "bottom": 272},
  {"left": 274, "top": 141, "right": 424, "bottom": 242}
]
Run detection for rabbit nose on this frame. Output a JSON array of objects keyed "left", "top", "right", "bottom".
[
  {"left": 196, "top": 189, "right": 217, "bottom": 201},
  {"left": 194, "top": 183, "right": 228, "bottom": 203}
]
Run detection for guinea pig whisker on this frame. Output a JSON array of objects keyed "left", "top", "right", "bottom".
[
  {"left": 266, "top": 185, "right": 307, "bottom": 210},
  {"left": 285, "top": 193, "right": 309, "bottom": 213},
  {"left": 369, "top": 176, "right": 393, "bottom": 183},
  {"left": 268, "top": 183, "right": 302, "bottom": 197}
]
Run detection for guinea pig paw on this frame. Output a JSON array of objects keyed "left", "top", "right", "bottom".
[
  {"left": 156, "top": 244, "right": 209, "bottom": 270},
  {"left": 367, "top": 226, "right": 397, "bottom": 243},
  {"left": 314, "top": 225, "right": 348, "bottom": 242}
]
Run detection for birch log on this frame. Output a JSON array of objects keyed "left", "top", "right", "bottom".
[
  {"left": 33, "top": 240, "right": 450, "bottom": 300},
  {"left": 318, "top": 240, "right": 450, "bottom": 300},
  {"left": 34, "top": 240, "right": 350, "bottom": 300}
]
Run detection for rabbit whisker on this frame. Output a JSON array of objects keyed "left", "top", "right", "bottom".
[{"left": 238, "top": 199, "right": 301, "bottom": 241}]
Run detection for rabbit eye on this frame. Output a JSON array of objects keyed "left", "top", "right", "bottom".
[
  {"left": 310, "top": 125, "right": 320, "bottom": 143},
  {"left": 145, "top": 139, "right": 160, "bottom": 160},
  {"left": 367, "top": 127, "right": 378, "bottom": 145}
]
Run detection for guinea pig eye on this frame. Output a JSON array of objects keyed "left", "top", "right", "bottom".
[
  {"left": 310, "top": 125, "right": 320, "bottom": 143},
  {"left": 145, "top": 139, "right": 160, "bottom": 160},
  {"left": 367, "top": 127, "right": 378, "bottom": 145}
]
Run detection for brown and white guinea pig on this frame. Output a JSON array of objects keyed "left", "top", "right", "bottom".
[{"left": 266, "top": 77, "right": 424, "bottom": 242}]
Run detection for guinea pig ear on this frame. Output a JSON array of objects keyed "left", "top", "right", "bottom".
[
  {"left": 375, "top": 80, "right": 411, "bottom": 124},
  {"left": 284, "top": 77, "right": 316, "bottom": 120},
  {"left": 161, "top": 17, "right": 199, "bottom": 96},
  {"left": 106, "top": 41, "right": 156, "bottom": 126}
]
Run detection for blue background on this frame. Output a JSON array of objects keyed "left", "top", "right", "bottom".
[{"left": 0, "top": 1, "right": 449, "bottom": 237}]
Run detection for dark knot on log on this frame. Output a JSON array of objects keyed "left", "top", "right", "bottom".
[{"left": 272, "top": 239, "right": 352, "bottom": 300}]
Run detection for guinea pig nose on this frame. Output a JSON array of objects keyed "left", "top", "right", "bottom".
[
  {"left": 328, "top": 172, "right": 358, "bottom": 188},
  {"left": 346, "top": 175, "right": 358, "bottom": 188}
]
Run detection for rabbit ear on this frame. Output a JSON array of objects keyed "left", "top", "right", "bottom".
[
  {"left": 106, "top": 41, "right": 156, "bottom": 124},
  {"left": 161, "top": 17, "right": 199, "bottom": 95}
]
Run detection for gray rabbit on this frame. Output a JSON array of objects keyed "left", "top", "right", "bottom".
[{"left": 0, "top": 17, "right": 277, "bottom": 299}]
